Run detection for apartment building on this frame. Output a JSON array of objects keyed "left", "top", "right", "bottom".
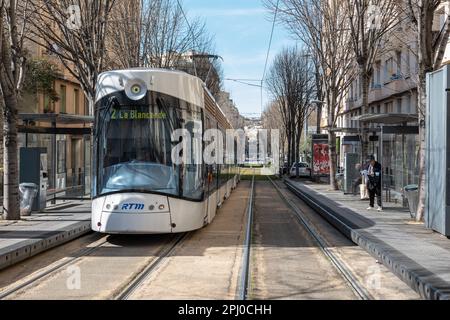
[
  {"left": 216, "top": 91, "right": 245, "bottom": 130},
  {"left": 336, "top": 3, "right": 450, "bottom": 201}
]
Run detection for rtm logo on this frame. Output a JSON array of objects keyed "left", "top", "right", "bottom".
[{"left": 121, "top": 203, "right": 145, "bottom": 211}]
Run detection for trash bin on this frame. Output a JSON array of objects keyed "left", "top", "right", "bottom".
[
  {"left": 404, "top": 184, "right": 419, "bottom": 219},
  {"left": 19, "top": 183, "right": 39, "bottom": 217}
]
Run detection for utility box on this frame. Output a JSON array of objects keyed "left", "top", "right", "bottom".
[
  {"left": 425, "top": 66, "right": 450, "bottom": 236},
  {"left": 344, "top": 153, "right": 360, "bottom": 194},
  {"left": 20, "top": 148, "right": 48, "bottom": 212}
]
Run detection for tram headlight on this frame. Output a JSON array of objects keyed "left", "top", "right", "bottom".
[{"left": 125, "top": 79, "right": 147, "bottom": 101}]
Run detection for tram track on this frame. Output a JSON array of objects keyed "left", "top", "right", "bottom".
[
  {"left": 0, "top": 235, "right": 109, "bottom": 300},
  {"left": 115, "top": 232, "right": 189, "bottom": 300},
  {"left": 0, "top": 232, "right": 188, "bottom": 300},
  {"left": 267, "top": 177, "right": 373, "bottom": 301},
  {"left": 237, "top": 175, "right": 255, "bottom": 301}
]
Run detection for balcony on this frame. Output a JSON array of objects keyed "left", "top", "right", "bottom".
[{"left": 369, "top": 84, "right": 382, "bottom": 102}]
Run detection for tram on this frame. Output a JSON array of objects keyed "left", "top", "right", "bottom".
[{"left": 92, "top": 69, "right": 240, "bottom": 234}]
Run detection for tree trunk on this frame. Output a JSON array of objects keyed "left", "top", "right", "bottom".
[
  {"left": 360, "top": 70, "right": 371, "bottom": 163},
  {"left": 2, "top": 95, "right": 20, "bottom": 220},
  {"left": 329, "top": 131, "right": 338, "bottom": 190},
  {"left": 416, "top": 74, "right": 427, "bottom": 222}
]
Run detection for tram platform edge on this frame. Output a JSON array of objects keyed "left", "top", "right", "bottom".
[{"left": 0, "top": 201, "right": 92, "bottom": 272}]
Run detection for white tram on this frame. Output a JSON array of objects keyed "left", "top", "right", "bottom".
[{"left": 92, "top": 69, "right": 239, "bottom": 234}]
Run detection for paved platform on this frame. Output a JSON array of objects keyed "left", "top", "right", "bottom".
[
  {"left": 0, "top": 202, "right": 92, "bottom": 271},
  {"left": 286, "top": 180, "right": 450, "bottom": 300}
]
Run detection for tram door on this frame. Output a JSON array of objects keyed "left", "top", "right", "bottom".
[{"left": 205, "top": 114, "right": 220, "bottom": 221}]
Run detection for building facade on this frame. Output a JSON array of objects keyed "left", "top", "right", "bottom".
[{"left": 335, "top": 3, "right": 450, "bottom": 202}]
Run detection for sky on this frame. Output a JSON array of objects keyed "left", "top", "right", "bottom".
[{"left": 183, "top": 0, "right": 296, "bottom": 117}]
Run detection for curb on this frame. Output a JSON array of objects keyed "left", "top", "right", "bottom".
[
  {"left": 0, "top": 221, "right": 91, "bottom": 272},
  {"left": 285, "top": 180, "right": 450, "bottom": 300}
]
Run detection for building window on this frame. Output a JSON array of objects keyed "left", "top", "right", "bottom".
[
  {"left": 377, "top": 105, "right": 381, "bottom": 113},
  {"left": 396, "top": 51, "right": 402, "bottom": 76},
  {"left": 74, "top": 89, "right": 80, "bottom": 115},
  {"left": 386, "top": 102, "right": 394, "bottom": 113},
  {"left": 405, "top": 48, "right": 411, "bottom": 76},
  {"left": 406, "top": 95, "right": 412, "bottom": 113},
  {"left": 359, "top": 76, "right": 362, "bottom": 98},
  {"left": 60, "top": 85, "right": 66, "bottom": 114},
  {"left": 385, "top": 57, "right": 394, "bottom": 82},
  {"left": 397, "top": 99, "right": 402, "bottom": 113},
  {"left": 84, "top": 97, "right": 90, "bottom": 116},
  {"left": 43, "top": 94, "right": 50, "bottom": 112},
  {"left": 376, "top": 61, "right": 381, "bottom": 86}
]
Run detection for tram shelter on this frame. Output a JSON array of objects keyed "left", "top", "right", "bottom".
[
  {"left": 18, "top": 113, "right": 94, "bottom": 204},
  {"left": 358, "top": 113, "right": 419, "bottom": 205}
]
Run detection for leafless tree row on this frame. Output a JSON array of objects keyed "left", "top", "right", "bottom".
[
  {"left": 265, "top": 47, "right": 315, "bottom": 171},
  {"left": 266, "top": 0, "right": 356, "bottom": 188}
]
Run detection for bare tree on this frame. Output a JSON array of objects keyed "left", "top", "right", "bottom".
[
  {"left": 344, "top": 0, "right": 400, "bottom": 161},
  {"left": 27, "top": 0, "right": 117, "bottom": 115},
  {"left": 402, "top": 0, "right": 450, "bottom": 221},
  {"left": 106, "top": 0, "right": 141, "bottom": 69},
  {"left": 267, "top": 0, "right": 356, "bottom": 189},
  {"left": 266, "top": 47, "right": 315, "bottom": 172},
  {"left": 0, "top": 0, "right": 30, "bottom": 220},
  {"left": 105, "top": 0, "right": 222, "bottom": 96}
]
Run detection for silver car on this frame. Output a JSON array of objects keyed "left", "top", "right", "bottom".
[{"left": 290, "top": 162, "right": 311, "bottom": 178}]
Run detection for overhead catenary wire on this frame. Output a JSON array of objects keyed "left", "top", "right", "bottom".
[
  {"left": 260, "top": 0, "right": 280, "bottom": 115},
  {"left": 176, "top": 0, "right": 198, "bottom": 77}
]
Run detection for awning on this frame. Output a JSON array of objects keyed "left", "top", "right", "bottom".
[
  {"left": 329, "top": 127, "right": 380, "bottom": 133},
  {"left": 342, "top": 135, "right": 361, "bottom": 145},
  {"left": 19, "top": 113, "right": 94, "bottom": 125},
  {"left": 18, "top": 113, "right": 94, "bottom": 135},
  {"left": 355, "top": 113, "right": 418, "bottom": 124}
]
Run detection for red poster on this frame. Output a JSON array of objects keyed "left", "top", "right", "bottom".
[{"left": 313, "top": 143, "right": 330, "bottom": 175}]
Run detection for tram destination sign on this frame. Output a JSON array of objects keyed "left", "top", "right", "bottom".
[{"left": 111, "top": 109, "right": 167, "bottom": 120}]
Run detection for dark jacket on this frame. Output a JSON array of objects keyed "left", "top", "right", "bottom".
[{"left": 367, "top": 162, "right": 382, "bottom": 189}]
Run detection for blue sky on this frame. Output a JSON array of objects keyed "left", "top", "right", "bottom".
[{"left": 183, "top": 0, "right": 296, "bottom": 117}]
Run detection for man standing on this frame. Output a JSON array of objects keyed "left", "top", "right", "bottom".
[{"left": 367, "top": 155, "right": 383, "bottom": 212}]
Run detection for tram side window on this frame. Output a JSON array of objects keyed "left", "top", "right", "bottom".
[
  {"left": 181, "top": 101, "right": 204, "bottom": 200},
  {"left": 219, "top": 127, "right": 229, "bottom": 187}
]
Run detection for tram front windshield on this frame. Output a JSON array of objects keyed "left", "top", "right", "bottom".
[{"left": 95, "top": 94, "right": 203, "bottom": 200}]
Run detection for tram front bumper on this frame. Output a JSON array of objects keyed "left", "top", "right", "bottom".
[
  {"left": 93, "top": 211, "right": 173, "bottom": 234},
  {"left": 92, "top": 194, "right": 173, "bottom": 234}
]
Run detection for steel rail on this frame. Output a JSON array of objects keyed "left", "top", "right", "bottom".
[
  {"left": 238, "top": 175, "right": 255, "bottom": 301},
  {"left": 0, "top": 237, "right": 109, "bottom": 300},
  {"left": 268, "top": 177, "right": 373, "bottom": 301},
  {"left": 115, "top": 232, "right": 189, "bottom": 300}
]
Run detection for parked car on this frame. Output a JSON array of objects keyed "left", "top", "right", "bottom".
[{"left": 290, "top": 162, "right": 312, "bottom": 178}]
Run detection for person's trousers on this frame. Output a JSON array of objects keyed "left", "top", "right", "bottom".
[{"left": 369, "top": 186, "right": 382, "bottom": 208}]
